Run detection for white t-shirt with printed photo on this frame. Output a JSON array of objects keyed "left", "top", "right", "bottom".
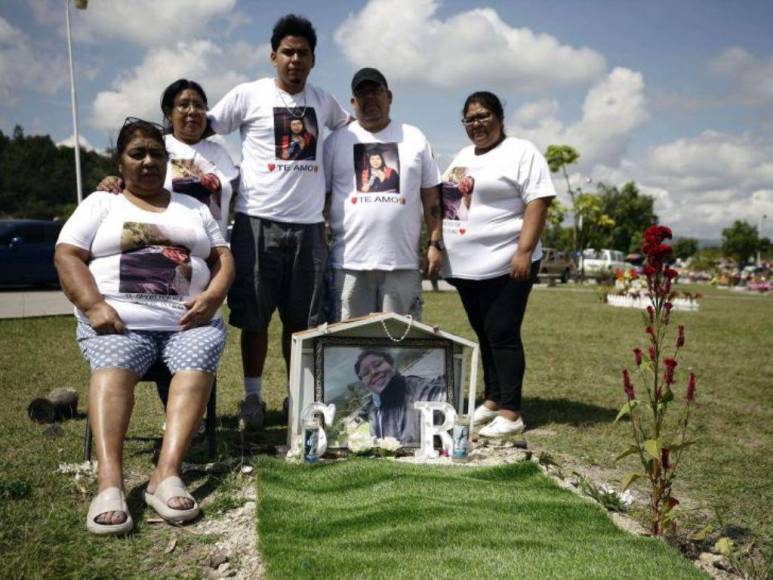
[
  {"left": 57, "top": 191, "right": 227, "bottom": 331},
  {"left": 324, "top": 121, "right": 441, "bottom": 270},
  {"left": 441, "top": 137, "right": 556, "bottom": 280},
  {"left": 208, "top": 78, "right": 349, "bottom": 224},
  {"left": 163, "top": 134, "right": 239, "bottom": 237}
]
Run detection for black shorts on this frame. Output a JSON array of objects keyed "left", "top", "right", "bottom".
[{"left": 227, "top": 213, "right": 327, "bottom": 332}]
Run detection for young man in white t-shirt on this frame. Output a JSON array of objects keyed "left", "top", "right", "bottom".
[
  {"left": 207, "top": 15, "right": 350, "bottom": 429},
  {"left": 324, "top": 68, "right": 444, "bottom": 321}
]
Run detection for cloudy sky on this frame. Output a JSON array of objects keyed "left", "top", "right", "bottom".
[{"left": 2, "top": 0, "right": 773, "bottom": 239}]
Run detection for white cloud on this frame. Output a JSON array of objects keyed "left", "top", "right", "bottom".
[
  {"left": 591, "top": 131, "right": 773, "bottom": 238},
  {"left": 509, "top": 67, "right": 648, "bottom": 167},
  {"left": 334, "top": 0, "right": 605, "bottom": 92},
  {"left": 709, "top": 47, "right": 773, "bottom": 106},
  {"left": 57, "top": 133, "right": 99, "bottom": 152},
  {"left": 89, "top": 40, "right": 269, "bottom": 132},
  {"left": 31, "top": 0, "right": 239, "bottom": 47},
  {"left": 0, "top": 16, "right": 66, "bottom": 100}
]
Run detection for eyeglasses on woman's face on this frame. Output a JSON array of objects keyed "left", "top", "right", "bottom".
[
  {"left": 461, "top": 112, "right": 494, "bottom": 127},
  {"left": 173, "top": 100, "right": 207, "bottom": 114}
]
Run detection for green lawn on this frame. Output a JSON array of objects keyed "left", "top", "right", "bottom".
[
  {"left": 0, "top": 283, "right": 769, "bottom": 577},
  {"left": 258, "top": 458, "right": 701, "bottom": 579}
]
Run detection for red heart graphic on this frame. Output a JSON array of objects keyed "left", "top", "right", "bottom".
[
  {"left": 351, "top": 197, "right": 358, "bottom": 204},
  {"left": 459, "top": 228, "right": 466, "bottom": 235},
  {"left": 268, "top": 163, "right": 276, "bottom": 172}
]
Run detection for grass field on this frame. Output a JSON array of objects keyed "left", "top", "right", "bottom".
[
  {"left": 257, "top": 458, "right": 701, "bottom": 579},
  {"left": 0, "top": 283, "right": 770, "bottom": 577}
]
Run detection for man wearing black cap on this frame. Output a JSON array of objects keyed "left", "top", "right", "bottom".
[{"left": 324, "top": 67, "right": 444, "bottom": 321}]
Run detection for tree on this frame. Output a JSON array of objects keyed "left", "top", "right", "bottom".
[
  {"left": 596, "top": 182, "right": 658, "bottom": 253},
  {"left": 545, "top": 145, "right": 581, "bottom": 251},
  {"left": 0, "top": 126, "right": 115, "bottom": 219},
  {"left": 542, "top": 198, "right": 573, "bottom": 252},
  {"left": 672, "top": 238, "right": 699, "bottom": 261},
  {"left": 575, "top": 192, "right": 615, "bottom": 252},
  {"left": 721, "top": 220, "right": 759, "bottom": 264}
]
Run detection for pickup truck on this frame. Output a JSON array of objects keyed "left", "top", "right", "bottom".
[
  {"left": 538, "top": 247, "right": 576, "bottom": 283},
  {"left": 579, "top": 248, "right": 627, "bottom": 279}
]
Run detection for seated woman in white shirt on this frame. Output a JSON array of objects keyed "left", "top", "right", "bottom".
[{"left": 56, "top": 119, "right": 234, "bottom": 535}]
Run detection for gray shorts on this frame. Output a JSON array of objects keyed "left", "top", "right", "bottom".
[
  {"left": 76, "top": 319, "right": 226, "bottom": 376},
  {"left": 228, "top": 213, "right": 327, "bottom": 332},
  {"left": 332, "top": 269, "right": 422, "bottom": 321}
]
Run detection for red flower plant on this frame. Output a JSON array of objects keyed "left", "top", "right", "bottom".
[{"left": 616, "top": 224, "right": 698, "bottom": 536}]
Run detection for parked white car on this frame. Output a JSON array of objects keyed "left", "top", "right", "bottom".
[{"left": 579, "top": 248, "right": 627, "bottom": 278}]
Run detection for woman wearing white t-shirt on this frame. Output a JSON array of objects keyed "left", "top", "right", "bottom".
[
  {"left": 99, "top": 79, "right": 238, "bottom": 238},
  {"left": 56, "top": 119, "right": 234, "bottom": 535},
  {"left": 442, "top": 91, "right": 556, "bottom": 438}
]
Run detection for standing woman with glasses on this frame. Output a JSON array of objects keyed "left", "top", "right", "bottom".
[
  {"left": 56, "top": 119, "right": 234, "bottom": 534},
  {"left": 441, "top": 91, "right": 556, "bottom": 439},
  {"left": 100, "top": 79, "right": 238, "bottom": 237}
]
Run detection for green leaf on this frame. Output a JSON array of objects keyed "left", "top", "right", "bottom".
[
  {"left": 614, "top": 400, "right": 639, "bottom": 423},
  {"left": 714, "top": 537, "right": 735, "bottom": 557},
  {"left": 615, "top": 446, "right": 640, "bottom": 462},
  {"left": 690, "top": 525, "right": 713, "bottom": 541},
  {"left": 621, "top": 472, "right": 642, "bottom": 491},
  {"left": 644, "top": 439, "right": 661, "bottom": 460},
  {"left": 662, "top": 387, "right": 674, "bottom": 404}
]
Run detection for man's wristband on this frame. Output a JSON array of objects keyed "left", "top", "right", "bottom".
[{"left": 427, "top": 240, "right": 445, "bottom": 252}]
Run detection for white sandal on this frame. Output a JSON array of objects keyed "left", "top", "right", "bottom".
[
  {"left": 144, "top": 476, "right": 199, "bottom": 523},
  {"left": 86, "top": 487, "right": 133, "bottom": 536}
]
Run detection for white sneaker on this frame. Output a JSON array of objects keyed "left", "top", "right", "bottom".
[
  {"left": 472, "top": 404, "right": 499, "bottom": 426},
  {"left": 478, "top": 416, "right": 526, "bottom": 438}
]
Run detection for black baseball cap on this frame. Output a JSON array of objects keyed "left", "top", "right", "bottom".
[{"left": 351, "top": 67, "right": 388, "bottom": 92}]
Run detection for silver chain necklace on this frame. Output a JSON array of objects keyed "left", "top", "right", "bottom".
[{"left": 276, "top": 84, "right": 307, "bottom": 119}]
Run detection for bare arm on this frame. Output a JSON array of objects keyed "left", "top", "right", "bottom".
[
  {"left": 511, "top": 196, "right": 553, "bottom": 280},
  {"left": 54, "top": 243, "right": 126, "bottom": 333},
  {"left": 179, "top": 245, "right": 235, "bottom": 330},
  {"left": 420, "top": 185, "right": 444, "bottom": 278}
]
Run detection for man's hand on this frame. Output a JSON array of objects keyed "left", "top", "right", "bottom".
[
  {"left": 200, "top": 173, "right": 221, "bottom": 193},
  {"left": 179, "top": 291, "right": 223, "bottom": 330},
  {"left": 97, "top": 176, "right": 123, "bottom": 194},
  {"left": 510, "top": 251, "right": 532, "bottom": 280},
  {"left": 85, "top": 301, "right": 126, "bottom": 334},
  {"left": 425, "top": 246, "right": 442, "bottom": 278}
]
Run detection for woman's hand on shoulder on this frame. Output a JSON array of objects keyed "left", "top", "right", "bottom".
[
  {"left": 179, "top": 290, "right": 223, "bottom": 330},
  {"left": 200, "top": 173, "right": 221, "bottom": 193},
  {"left": 85, "top": 301, "right": 126, "bottom": 334},
  {"left": 96, "top": 176, "right": 123, "bottom": 194},
  {"left": 510, "top": 250, "right": 532, "bottom": 280}
]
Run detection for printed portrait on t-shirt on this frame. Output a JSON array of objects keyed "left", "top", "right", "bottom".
[
  {"left": 168, "top": 157, "right": 223, "bottom": 222},
  {"left": 273, "top": 108, "right": 318, "bottom": 161},
  {"left": 441, "top": 166, "right": 474, "bottom": 221},
  {"left": 354, "top": 143, "right": 400, "bottom": 194},
  {"left": 118, "top": 222, "right": 192, "bottom": 296}
]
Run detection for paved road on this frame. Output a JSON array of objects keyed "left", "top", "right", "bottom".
[{"left": 0, "top": 290, "right": 72, "bottom": 320}]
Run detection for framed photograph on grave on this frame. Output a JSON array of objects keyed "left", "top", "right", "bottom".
[{"left": 314, "top": 337, "right": 453, "bottom": 449}]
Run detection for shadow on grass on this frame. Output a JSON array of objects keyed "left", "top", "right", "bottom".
[{"left": 524, "top": 396, "right": 618, "bottom": 428}]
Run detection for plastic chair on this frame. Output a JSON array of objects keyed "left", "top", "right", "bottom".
[{"left": 83, "top": 361, "right": 217, "bottom": 461}]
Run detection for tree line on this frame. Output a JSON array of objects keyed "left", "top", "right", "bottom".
[{"left": 0, "top": 126, "right": 115, "bottom": 220}]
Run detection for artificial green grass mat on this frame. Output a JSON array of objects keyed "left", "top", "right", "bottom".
[{"left": 257, "top": 458, "right": 704, "bottom": 579}]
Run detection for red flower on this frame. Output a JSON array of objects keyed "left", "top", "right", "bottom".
[
  {"left": 630, "top": 268, "right": 639, "bottom": 280},
  {"left": 665, "top": 268, "right": 678, "bottom": 280},
  {"left": 633, "top": 347, "right": 643, "bottom": 366},
  {"left": 649, "top": 345, "right": 656, "bottom": 361},
  {"left": 664, "top": 357, "right": 678, "bottom": 384},
  {"left": 623, "top": 369, "right": 635, "bottom": 400},
  {"left": 676, "top": 325, "right": 685, "bottom": 348},
  {"left": 645, "top": 326, "right": 656, "bottom": 341},
  {"left": 661, "top": 447, "right": 671, "bottom": 469},
  {"left": 647, "top": 305, "right": 655, "bottom": 323},
  {"left": 686, "top": 372, "right": 697, "bottom": 401},
  {"left": 667, "top": 497, "right": 680, "bottom": 510},
  {"left": 643, "top": 264, "right": 656, "bottom": 278}
]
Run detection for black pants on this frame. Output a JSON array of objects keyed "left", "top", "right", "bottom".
[{"left": 448, "top": 260, "right": 540, "bottom": 412}]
